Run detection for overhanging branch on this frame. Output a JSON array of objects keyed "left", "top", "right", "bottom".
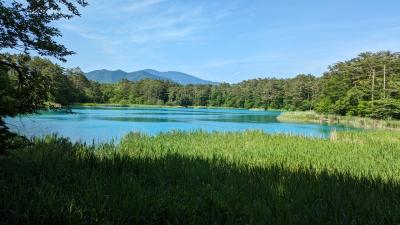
[{"left": 0, "top": 60, "right": 25, "bottom": 88}]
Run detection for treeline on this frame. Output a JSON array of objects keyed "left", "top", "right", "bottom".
[{"left": 2, "top": 51, "right": 400, "bottom": 119}]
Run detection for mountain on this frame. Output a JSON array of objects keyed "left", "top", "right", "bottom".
[
  {"left": 85, "top": 69, "right": 218, "bottom": 85},
  {"left": 85, "top": 69, "right": 164, "bottom": 83},
  {"left": 143, "top": 69, "right": 218, "bottom": 85}
]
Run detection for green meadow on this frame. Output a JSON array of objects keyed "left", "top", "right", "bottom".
[{"left": 1, "top": 130, "right": 399, "bottom": 225}]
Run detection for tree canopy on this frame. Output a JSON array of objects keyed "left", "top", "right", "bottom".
[
  {"left": 0, "top": 0, "right": 86, "bottom": 151},
  {"left": 5, "top": 51, "right": 398, "bottom": 120},
  {"left": 0, "top": 0, "right": 87, "bottom": 61}
]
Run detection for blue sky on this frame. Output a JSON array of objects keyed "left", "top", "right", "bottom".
[{"left": 57, "top": 0, "right": 400, "bottom": 83}]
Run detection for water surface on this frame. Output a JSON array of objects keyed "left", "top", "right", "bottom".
[{"left": 6, "top": 107, "right": 356, "bottom": 143}]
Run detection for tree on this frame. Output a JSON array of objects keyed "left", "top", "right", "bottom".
[
  {"left": 0, "top": 0, "right": 87, "bottom": 61},
  {"left": 0, "top": 54, "right": 51, "bottom": 152},
  {"left": 316, "top": 51, "right": 400, "bottom": 117},
  {"left": 0, "top": 0, "right": 87, "bottom": 92},
  {"left": 0, "top": 0, "right": 87, "bottom": 152}
]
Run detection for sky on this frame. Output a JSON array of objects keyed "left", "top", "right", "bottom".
[{"left": 56, "top": 0, "right": 400, "bottom": 83}]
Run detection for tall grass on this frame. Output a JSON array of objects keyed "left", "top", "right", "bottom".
[
  {"left": 278, "top": 110, "right": 400, "bottom": 129},
  {"left": 1, "top": 130, "right": 400, "bottom": 224}
]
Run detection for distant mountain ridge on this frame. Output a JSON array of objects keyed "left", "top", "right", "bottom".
[{"left": 85, "top": 69, "right": 218, "bottom": 85}]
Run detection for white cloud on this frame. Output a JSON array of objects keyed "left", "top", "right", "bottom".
[
  {"left": 233, "top": 72, "right": 241, "bottom": 76},
  {"left": 121, "top": 0, "right": 165, "bottom": 12},
  {"left": 60, "top": 1, "right": 241, "bottom": 55}
]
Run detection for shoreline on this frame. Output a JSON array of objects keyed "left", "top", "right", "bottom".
[
  {"left": 277, "top": 111, "right": 400, "bottom": 130},
  {"left": 57, "top": 103, "right": 400, "bottom": 130},
  {"left": 70, "top": 103, "right": 284, "bottom": 111}
]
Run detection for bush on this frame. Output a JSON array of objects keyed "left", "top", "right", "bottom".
[
  {"left": 369, "top": 99, "right": 400, "bottom": 120},
  {"left": 0, "top": 119, "right": 30, "bottom": 154},
  {"left": 354, "top": 101, "right": 372, "bottom": 117},
  {"left": 314, "top": 98, "right": 333, "bottom": 114}
]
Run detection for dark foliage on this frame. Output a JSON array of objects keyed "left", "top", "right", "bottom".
[
  {"left": 0, "top": 1, "right": 86, "bottom": 150},
  {"left": 0, "top": 0, "right": 87, "bottom": 61},
  {"left": 1, "top": 136, "right": 399, "bottom": 224}
]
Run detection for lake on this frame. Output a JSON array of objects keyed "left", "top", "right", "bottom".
[{"left": 5, "top": 106, "right": 356, "bottom": 143}]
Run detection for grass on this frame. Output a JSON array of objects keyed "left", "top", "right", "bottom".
[
  {"left": 1, "top": 130, "right": 400, "bottom": 224},
  {"left": 278, "top": 110, "right": 400, "bottom": 130}
]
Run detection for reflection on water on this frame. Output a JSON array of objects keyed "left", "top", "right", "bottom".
[
  {"left": 95, "top": 116, "right": 180, "bottom": 123},
  {"left": 6, "top": 107, "right": 357, "bottom": 143},
  {"left": 200, "top": 115, "right": 279, "bottom": 123}
]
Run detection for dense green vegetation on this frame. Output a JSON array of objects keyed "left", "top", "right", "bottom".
[
  {"left": 95, "top": 51, "right": 400, "bottom": 119},
  {"left": 1, "top": 130, "right": 399, "bottom": 224},
  {"left": 0, "top": 0, "right": 87, "bottom": 152},
  {"left": 278, "top": 111, "right": 400, "bottom": 129},
  {"left": 3, "top": 51, "right": 399, "bottom": 123},
  {"left": 2, "top": 1, "right": 399, "bottom": 224}
]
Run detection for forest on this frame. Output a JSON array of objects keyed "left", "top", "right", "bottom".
[{"left": 2, "top": 51, "right": 400, "bottom": 120}]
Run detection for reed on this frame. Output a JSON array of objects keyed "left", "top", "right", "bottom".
[
  {"left": 278, "top": 111, "right": 400, "bottom": 129},
  {"left": 1, "top": 130, "right": 399, "bottom": 224}
]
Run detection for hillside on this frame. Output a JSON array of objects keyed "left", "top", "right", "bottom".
[
  {"left": 85, "top": 69, "right": 217, "bottom": 85},
  {"left": 85, "top": 69, "right": 165, "bottom": 83},
  {"left": 143, "top": 69, "right": 218, "bottom": 85}
]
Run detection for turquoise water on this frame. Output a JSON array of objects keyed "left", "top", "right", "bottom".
[{"left": 5, "top": 107, "right": 356, "bottom": 143}]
